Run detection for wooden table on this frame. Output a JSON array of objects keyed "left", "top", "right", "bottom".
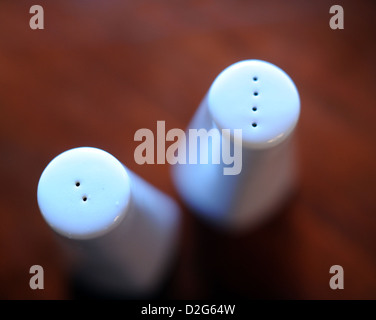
[{"left": 0, "top": 0, "right": 375, "bottom": 299}]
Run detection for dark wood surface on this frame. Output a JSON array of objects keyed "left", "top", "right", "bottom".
[{"left": 0, "top": 0, "right": 375, "bottom": 299}]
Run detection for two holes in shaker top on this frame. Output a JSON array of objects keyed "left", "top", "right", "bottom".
[{"left": 75, "top": 181, "right": 87, "bottom": 202}]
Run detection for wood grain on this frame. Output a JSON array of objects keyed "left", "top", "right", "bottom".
[{"left": 0, "top": 0, "right": 375, "bottom": 299}]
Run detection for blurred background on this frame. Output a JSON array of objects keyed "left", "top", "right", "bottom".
[{"left": 0, "top": 0, "right": 375, "bottom": 299}]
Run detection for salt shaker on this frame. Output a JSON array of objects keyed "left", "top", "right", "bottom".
[
  {"left": 37, "top": 147, "right": 180, "bottom": 297},
  {"left": 172, "top": 60, "right": 300, "bottom": 230}
]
